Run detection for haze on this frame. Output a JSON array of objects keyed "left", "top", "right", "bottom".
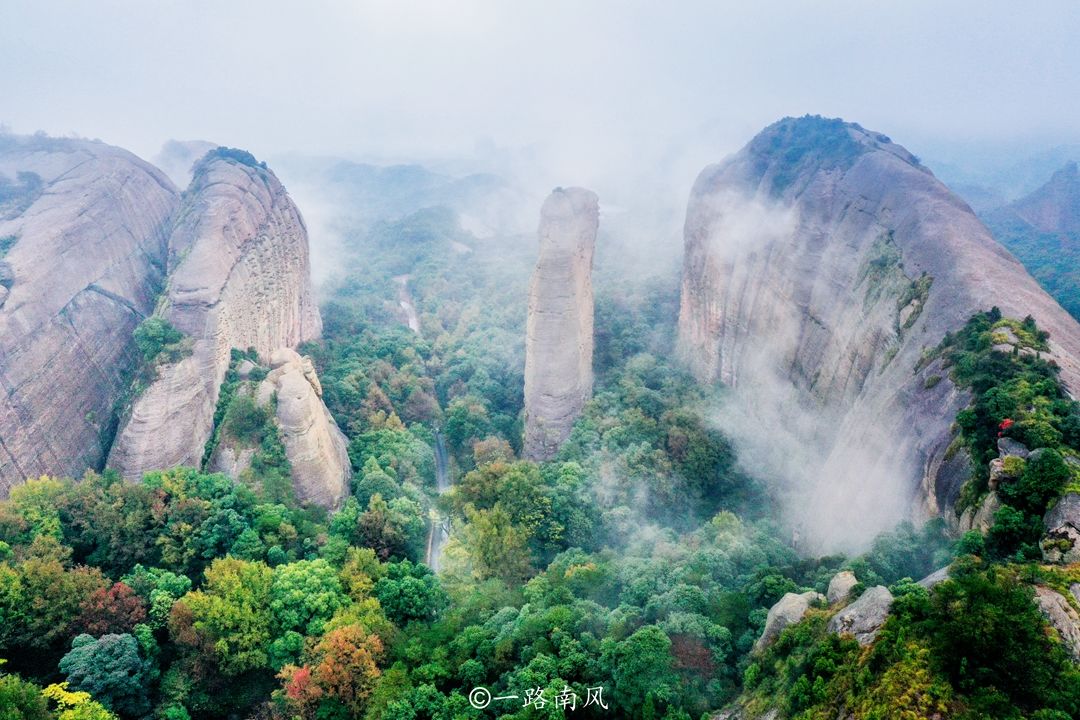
[{"left": 2, "top": 0, "right": 1079, "bottom": 187}]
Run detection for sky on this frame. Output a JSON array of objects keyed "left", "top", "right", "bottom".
[{"left": 2, "top": 0, "right": 1079, "bottom": 184}]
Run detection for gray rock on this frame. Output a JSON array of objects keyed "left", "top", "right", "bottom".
[
  {"left": 109, "top": 150, "right": 322, "bottom": 481},
  {"left": 917, "top": 566, "right": 950, "bottom": 589},
  {"left": 235, "top": 360, "right": 257, "bottom": 380},
  {"left": 674, "top": 116, "right": 1080, "bottom": 550},
  {"left": 827, "top": 570, "right": 858, "bottom": 604},
  {"left": 1071, "top": 583, "right": 1080, "bottom": 606},
  {"left": 827, "top": 585, "right": 893, "bottom": 645},
  {"left": 523, "top": 187, "right": 599, "bottom": 461},
  {"left": 0, "top": 135, "right": 178, "bottom": 495},
  {"left": 1042, "top": 493, "right": 1080, "bottom": 564},
  {"left": 1033, "top": 586, "right": 1080, "bottom": 662},
  {"left": 755, "top": 591, "right": 824, "bottom": 652},
  {"left": 998, "top": 437, "right": 1030, "bottom": 458}
]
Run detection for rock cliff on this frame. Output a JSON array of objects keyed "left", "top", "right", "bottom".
[
  {"left": 208, "top": 349, "right": 350, "bottom": 508},
  {"left": 0, "top": 135, "right": 179, "bottom": 494},
  {"left": 677, "top": 116, "right": 1080, "bottom": 550},
  {"left": 108, "top": 149, "right": 322, "bottom": 483},
  {"left": 523, "top": 187, "right": 599, "bottom": 460}
]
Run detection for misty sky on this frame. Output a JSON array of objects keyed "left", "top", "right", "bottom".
[{"left": 2, "top": 1, "right": 1079, "bottom": 180}]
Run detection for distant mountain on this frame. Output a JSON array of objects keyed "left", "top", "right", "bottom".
[
  {"left": 676, "top": 116, "right": 1080, "bottom": 550},
  {"left": 982, "top": 162, "right": 1080, "bottom": 319}
]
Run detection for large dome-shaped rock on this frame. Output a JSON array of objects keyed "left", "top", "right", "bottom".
[
  {"left": 677, "top": 116, "right": 1080, "bottom": 550},
  {"left": 108, "top": 149, "right": 321, "bottom": 481},
  {"left": 827, "top": 585, "right": 893, "bottom": 645},
  {"left": 754, "top": 590, "right": 824, "bottom": 652},
  {"left": 523, "top": 187, "right": 599, "bottom": 460},
  {"left": 827, "top": 571, "right": 858, "bottom": 605},
  {"left": 0, "top": 135, "right": 178, "bottom": 495}
]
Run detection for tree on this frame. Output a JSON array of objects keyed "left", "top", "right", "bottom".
[
  {"left": 460, "top": 505, "right": 532, "bottom": 584},
  {"left": 59, "top": 634, "right": 151, "bottom": 717},
  {"left": 278, "top": 624, "right": 383, "bottom": 719},
  {"left": 76, "top": 583, "right": 146, "bottom": 636},
  {"left": 602, "top": 625, "right": 678, "bottom": 716},
  {"left": 172, "top": 558, "right": 273, "bottom": 675},
  {"left": 372, "top": 560, "right": 447, "bottom": 625},
  {"left": 0, "top": 660, "right": 50, "bottom": 720},
  {"left": 8, "top": 550, "right": 106, "bottom": 650},
  {"left": 270, "top": 559, "right": 349, "bottom": 637},
  {"left": 41, "top": 682, "right": 118, "bottom": 720}
]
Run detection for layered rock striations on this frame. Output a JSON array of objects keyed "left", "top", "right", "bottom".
[
  {"left": 677, "top": 116, "right": 1080, "bottom": 550},
  {"left": 523, "top": 188, "right": 599, "bottom": 460},
  {"left": 0, "top": 136, "right": 179, "bottom": 494},
  {"left": 108, "top": 149, "right": 323, "bottom": 483}
]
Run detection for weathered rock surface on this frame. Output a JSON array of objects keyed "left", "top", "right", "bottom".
[
  {"left": 827, "top": 585, "right": 893, "bottom": 645},
  {"left": 523, "top": 187, "right": 599, "bottom": 460},
  {"left": 959, "top": 491, "right": 1002, "bottom": 534},
  {"left": 827, "top": 570, "right": 858, "bottom": 605},
  {"left": 1033, "top": 586, "right": 1080, "bottom": 662},
  {"left": 754, "top": 590, "right": 824, "bottom": 652},
  {"left": 0, "top": 135, "right": 179, "bottom": 494},
  {"left": 259, "top": 348, "right": 350, "bottom": 508},
  {"left": 108, "top": 150, "right": 322, "bottom": 481},
  {"left": 676, "top": 116, "right": 1080, "bottom": 550},
  {"left": 1042, "top": 492, "right": 1080, "bottom": 563}
]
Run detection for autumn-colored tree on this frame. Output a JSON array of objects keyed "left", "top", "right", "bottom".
[
  {"left": 76, "top": 582, "right": 146, "bottom": 636},
  {"left": 278, "top": 624, "right": 383, "bottom": 719}
]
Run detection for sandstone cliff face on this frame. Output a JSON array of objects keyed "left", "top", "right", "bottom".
[
  {"left": 677, "top": 116, "right": 1080, "bottom": 550},
  {"left": 523, "top": 187, "right": 599, "bottom": 460},
  {"left": 0, "top": 136, "right": 178, "bottom": 494},
  {"left": 209, "top": 349, "right": 350, "bottom": 509},
  {"left": 108, "top": 150, "right": 322, "bottom": 481}
]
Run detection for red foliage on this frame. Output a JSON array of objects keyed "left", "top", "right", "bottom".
[
  {"left": 670, "top": 633, "right": 714, "bottom": 676},
  {"left": 76, "top": 581, "right": 146, "bottom": 636}
]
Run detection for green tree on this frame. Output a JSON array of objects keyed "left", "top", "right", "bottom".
[
  {"left": 270, "top": 559, "right": 349, "bottom": 637},
  {"left": 372, "top": 560, "right": 447, "bottom": 625},
  {"left": 59, "top": 634, "right": 151, "bottom": 717}
]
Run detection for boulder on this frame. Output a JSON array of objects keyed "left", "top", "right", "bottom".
[
  {"left": 1042, "top": 493, "right": 1080, "bottom": 564},
  {"left": 827, "top": 571, "right": 858, "bottom": 604},
  {"left": 917, "top": 566, "right": 950, "bottom": 589},
  {"left": 827, "top": 585, "right": 893, "bottom": 645},
  {"left": 259, "top": 349, "right": 350, "bottom": 509},
  {"left": 998, "top": 436, "right": 1030, "bottom": 458},
  {"left": 523, "top": 187, "right": 599, "bottom": 460},
  {"left": 1033, "top": 586, "right": 1080, "bottom": 662},
  {"left": 754, "top": 591, "right": 824, "bottom": 652}
]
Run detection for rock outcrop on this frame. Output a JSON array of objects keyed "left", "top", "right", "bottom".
[
  {"left": 1033, "top": 586, "right": 1080, "bottom": 662},
  {"left": 827, "top": 585, "right": 893, "bottom": 645},
  {"left": 754, "top": 590, "right": 824, "bottom": 652},
  {"left": 523, "top": 187, "right": 599, "bottom": 460},
  {"left": 1010, "top": 161, "right": 1080, "bottom": 236},
  {"left": 677, "top": 116, "right": 1080, "bottom": 550},
  {"left": 827, "top": 571, "right": 858, "bottom": 605},
  {"left": 108, "top": 149, "right": 322, "bottom": 483},
  {"left": 260, "top": 349, "right": 350, "bottom": 508},
  {"left": 1042, "top": 492, "right": 1080, "bottom": 563},
  {"left": 0, "top": 135, "right": 179, "bottom": 494}
]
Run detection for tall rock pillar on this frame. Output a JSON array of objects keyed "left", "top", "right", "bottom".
[{"left": 523, "top": 187, "right": 599, "bottom": 460}]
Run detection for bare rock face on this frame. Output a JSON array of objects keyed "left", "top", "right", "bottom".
[
  {"left": 1033, "top": 586, "right": 1080, "bottom": 662},
  {"left": 108, "top": 149, "right": 322, "bottom": 481},
  {"left": 0, "top": 135, "right": 179, "bottom": 494},
  {"left": 676, "top": 116, "right": 1080, "bottom": 550},
  {"left": 754, "top": 590, "right": 824, "bottom": 652},
  {"left": 1011, "top": 161, "right": 1080, "bottom": 235},
  {"left": 1042, "top": 492, "right": 1080, "bottom": 563},
  {"left": 259, "top": 348, "right": 350, "bottom": 508},
  {"left": 827, "top": 585, "right": 893, "bottom": 645},
  {"left": 523, "top": 187, "right": 599, "bottom": 460}
]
